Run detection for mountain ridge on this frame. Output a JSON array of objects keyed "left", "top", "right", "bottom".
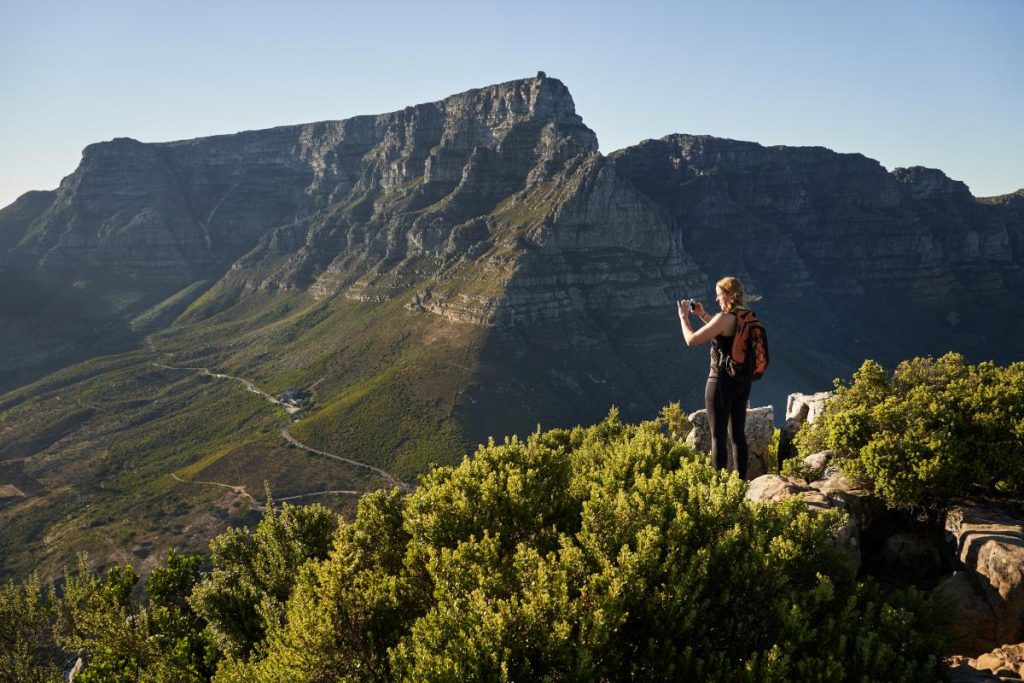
[{"left": 1, "top": 73, "right": 1022, "bottom": 580}]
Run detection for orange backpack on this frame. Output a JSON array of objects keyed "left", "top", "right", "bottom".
[{"left": 723, "top": 309, "right": 769, "bottom": 381}]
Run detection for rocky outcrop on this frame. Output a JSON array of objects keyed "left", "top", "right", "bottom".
[
  {"left": 5, "top": 75, "right": 1021, "bottom": 325},
  {"left": 948, "top": 643, "right": 1024, "bottom": 680},
  {"left": 610, "top": 135, "right": 1021, "bottom": 304},
  {"left": 1, "top": 75, "right": 599, "bottom": 302},
  {"left": 778, "top": 391, "right": 832, "bottom": 466},
  {"left": 685, "top": 404, "right": 774, "bottom": 478},
  {"left": 936, "top": 502, "right": 1024, "bottom": 656}
]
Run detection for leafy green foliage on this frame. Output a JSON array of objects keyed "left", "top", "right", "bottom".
[
  {"left": 188, "top": 501, "right": 339, "bottom": 658},
  {"left": 765, "top": 427, "right": 781, "bottom": 473},
  {"left": 659, "top": 401, "right": 692, "bottom": 442},
  {"left": 223, "top": 410, "right": 944, "bottom": 681},
  {"left": 0, "top": 572, "right": 61, "bottom": 683},
  {"left": 216, "top": 490, "right": 419, "bottom": 683},
  {"left": 795, "top": 354, "right": 1024, "bottom": 509},
  {"left": 53, "top": 552, "right": 217, "bottom": 683},
  {"left": 0, "top": 410, "right": 947, "bottom": 681}
]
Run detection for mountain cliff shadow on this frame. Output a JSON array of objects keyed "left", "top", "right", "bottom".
[
  {"left": 0, "top": 269, "right": 140, "bottom": 394},
  {"left": 456, "top": 281, "right": 1023, "bottom": 448},
  {"left": 457, "top": 306, "right": 704, "bottom": 447}
]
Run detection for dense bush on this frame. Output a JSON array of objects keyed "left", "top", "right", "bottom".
[
  {"left": 0, "top": 410, "right": 948, "bottom": 681},
  {"left": 0, "top": 572, "right": 61, "bottom": 683},
  {"left": 221, "top": 410, "right": 945, "bottom": 681},
  {"left": 795, "top": 353, "right": 1024, "bottom": 509},
  {"left": 55, "top": 552, "right": 217, "bottom": 683},
  {"left": 188, "top": 500, "right": 339, "bottom": 657}
]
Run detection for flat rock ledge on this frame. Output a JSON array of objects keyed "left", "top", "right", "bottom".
[{"left": 935, "top": 502, "right": 1024, "bottom": 656}]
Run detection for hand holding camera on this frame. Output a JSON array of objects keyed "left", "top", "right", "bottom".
[
  {"left": 677, "top": 299, "right": 698, "bottom": 316},
  {"left": 678, "top": 298, "right": 706, "bottom": 319}
]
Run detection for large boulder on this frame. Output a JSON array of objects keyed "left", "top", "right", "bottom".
[
  {"left": 936, "top": 502, "right": 1024, "bottom": 655},
  {"left": 745, "top": 474, "right": 806, "bottom": 502},
  {"left": 686, "top": 405, "right": 774, "bottom": 479},
  {"left": 778, "top": 391, "right": 832, "bottom": 467}
]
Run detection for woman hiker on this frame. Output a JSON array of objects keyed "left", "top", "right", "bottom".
[{"left": 677, "top": 276, "right": 753, "bottom": 479}]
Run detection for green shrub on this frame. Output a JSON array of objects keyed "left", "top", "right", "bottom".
[
  {"left": 224, "top": 410, "right": 944, "bottom": 681},
  {"left": 53, "top": 552, "right": 217, "bottom": 683},
  {"left": 188, "top": 501, "right": 339, "bottom": 658},
  {"left": 795, "top": 354, "right": 1024, "bottom": 509},
  {"left": 0, "top": 411, "right": 948, "bottom": 681},
  {"left": 0, "top": 572, "right": 61, "bottom": 683}
]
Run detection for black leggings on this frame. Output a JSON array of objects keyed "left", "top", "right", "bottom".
[{"left": 705, "top": 375, "right": 752, "bottom": 478}]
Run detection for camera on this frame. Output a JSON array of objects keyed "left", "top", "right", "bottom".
[{"left": 688, "top": 300, "right": 696, "bottom": 312}]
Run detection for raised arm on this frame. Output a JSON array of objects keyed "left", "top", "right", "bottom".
[{"left": 678, "top": 302, "right": 731, "bottom": 347}]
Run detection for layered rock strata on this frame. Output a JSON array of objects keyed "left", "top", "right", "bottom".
[
  {"left": 936, "top": 502, "right": 1024, "bottom": 655},
  {"left": 2, "top": 72, "right": 1023, "bottom": 422},
  {"left": 4, "top": 74, "right": 1020, "bottom": 329}
]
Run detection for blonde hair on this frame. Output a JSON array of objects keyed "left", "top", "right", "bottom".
[{"left": 716, "top": 276, "right": 747, "bottom": 311}]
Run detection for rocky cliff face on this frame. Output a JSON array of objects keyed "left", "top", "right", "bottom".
[
  {"left": 3, "top": 75, "right": 1020, "bottom": 321},
  {"left": 1, "top": 73, "right": 1022, "bottom": 415},
  {"left": 609, "top": 135, "right": 1021, "bottom": 304},
  {"left": 0, "top": 75, "right": 596, "bottom": 298}
]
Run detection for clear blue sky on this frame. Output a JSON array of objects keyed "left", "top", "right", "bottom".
[{"left": 2, "top": 0, "right": 1022, "bottom": 208}]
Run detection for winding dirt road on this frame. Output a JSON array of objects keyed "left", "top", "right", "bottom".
[
  {"left": 170, "top": 474, "right": 360, "bottom": 510},
  {"left": 151, "top": 363, "right": 301, "bottom": 414},
  {"left": 153, "top": 362, "right": 413, "bottom": 495}
]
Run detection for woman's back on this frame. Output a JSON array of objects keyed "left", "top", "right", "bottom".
[{"left": 708, "top": 312, "right": 738, "bottom": 378}]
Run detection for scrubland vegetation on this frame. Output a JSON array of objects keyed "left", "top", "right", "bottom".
[
  {"left": 5, "top": 353, "right": 1021, "bottom": 680},
  {"left": 794, "top": 352, "right": 1024, "bottom": 511}
]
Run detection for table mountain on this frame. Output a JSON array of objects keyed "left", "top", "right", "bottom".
[{"left": 1, "top": 73, "right": 1021, "bottom": 579}]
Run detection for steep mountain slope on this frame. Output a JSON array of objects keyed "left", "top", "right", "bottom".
[{"left": 1, "top": 73, "right": 1021, "bottom": 579}]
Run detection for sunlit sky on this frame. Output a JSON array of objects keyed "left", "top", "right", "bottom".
[{"left": 2, "top": 0, "right": 1022, "bottom": 208}]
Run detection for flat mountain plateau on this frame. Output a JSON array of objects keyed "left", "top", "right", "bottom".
[{"left": 1, "top": 73, "right": 1022, "bottom": 579}]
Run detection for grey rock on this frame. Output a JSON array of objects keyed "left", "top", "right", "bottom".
[
  {"left": 778, "top": 392, "right": 833, "bottom": 468},
  {"left": 785, "top": 391, "right": 834, "bottom": 423},
  {"left": 811, "top": 466, "right": 851, "bottom": 494},
  {"left": 802, "top": 450, "right": 832, "bottom": 472},
  {"left": 686, "top": 405, "right": 773, "bottom": 479}
]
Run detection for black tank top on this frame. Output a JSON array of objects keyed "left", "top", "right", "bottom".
[
  {"left": 709, "top": 333, "right": 734, "bottom": 379},
  {"left": 708, "top": 311, "right": 738, "bottom": 380}
]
